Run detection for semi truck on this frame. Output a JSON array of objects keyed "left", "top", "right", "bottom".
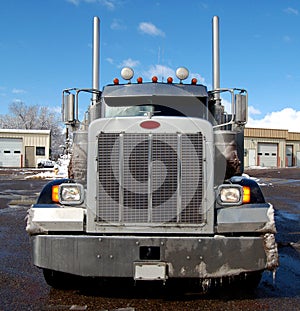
[{"left": 26, "top": 16, "right": 278, "bottom": 289}]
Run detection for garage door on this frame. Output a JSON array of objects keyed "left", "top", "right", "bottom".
[
  {"left": 0, "top": 138, "right": 23, "bottom": 168},
  {"left": 258, "top": 143, "right": 278, "bottom": 167}
]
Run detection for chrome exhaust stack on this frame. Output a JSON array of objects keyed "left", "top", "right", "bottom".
[
  {"left": 212, "top": 16, "right": 220, "bottom": 102},
  {"left": 92, "top": 16, "right": 100, "bottom": 105},
  {"left": 211, "top": 16, "right": 223, "bottom": 125},
  {"left": 88, "top": 16, "right": 101, "bottom": 121}
]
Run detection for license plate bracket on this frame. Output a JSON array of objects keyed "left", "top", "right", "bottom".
[{"left": 134, "top": 262, "right": 167, "bottom": 281}]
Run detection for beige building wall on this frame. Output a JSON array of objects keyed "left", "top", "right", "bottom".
[
  {"left": 287, "top": 132, "right": 300, "bottom": 167},
  {"left": 0, "top": 129, "right": 51, "bottom": 168},
  {"left": 244, "top": 128, "right": 300, "bottom": 168}
]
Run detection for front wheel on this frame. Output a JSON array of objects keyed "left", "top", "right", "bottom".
[
  {"left": 43, "top": 269, "right": 80, "bottom": 289},
  {"left": 215, "top": 271, "right": 263, "bottom": 294},
  {"left": 233, "top": 271, "right": 263, "bottom": 290}
]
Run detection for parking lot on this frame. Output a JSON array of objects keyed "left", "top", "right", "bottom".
[{"left": 0, "top": 168, "right": 299, "bottom": 310}]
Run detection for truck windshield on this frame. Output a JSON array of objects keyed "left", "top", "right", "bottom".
[
  {"left": 104, "top": 104, "right": 186, "bottom": 117},
  {"left": 104, "top": 105, "right": 153, "bottom": 117}
]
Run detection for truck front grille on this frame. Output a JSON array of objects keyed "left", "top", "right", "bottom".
[{"left": 97, "top": 132, "right": 204, "bottom": 225}]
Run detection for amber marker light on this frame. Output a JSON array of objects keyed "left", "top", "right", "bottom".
[
  {"left": 167, "top": 77, "right": 173, "bottom": 84},
  {"left": 113, "top": 78, "right": 119, "bottom": 85},
  {"left": 191, "top": 78, "right": 197, "bottom": 85},
  {"left": 52, "top": 185, "right": 59, "bottom": 203},
  {"left": 152, "top": 76, "right": 158, "bottom": 83},
  {"left": 243, "top": 186, "right": 251, "bottom": 203},
  {"left": 137, "top": 77, "right": 143, "bottom": 84}
]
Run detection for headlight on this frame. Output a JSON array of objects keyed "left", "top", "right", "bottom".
[
  {"left": 217, "top": 185, "right": 243, "bottom": 206},
  {"left": 58, "top": 183, "right": 84, "bottom": 205}
]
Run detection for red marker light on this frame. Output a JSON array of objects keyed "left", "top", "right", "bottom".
[
  {"left": 113, "top": 78, "right": 119, "bottom": 85},
  {"left": 167, "top": 77, "right": 173, "bottom": 84},
  {"left": 152, "top": 76, "right": 158, "bottom": 83},
  {"left": 137, "top": 77, "right": 143, "bottom": 84},
  {"left": 140, "top": 120, "right": 160, "bottom": 129},
  {"left": 191, "top": 78, "right": 197, "bottom": 85}
]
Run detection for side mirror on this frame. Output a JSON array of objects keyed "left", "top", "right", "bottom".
[
  {"left": 63, "top": 94, "right": 75, "bottom": 123},
  {"left": 235, "top": 94, "right": 247, "bottom": 124}
]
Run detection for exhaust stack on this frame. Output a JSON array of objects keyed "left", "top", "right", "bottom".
[
  {"left": 92, "top": 16, "right": 100, "bottom": 104},
  {"left": 211, "top": 15, "right": 223, "bottom": 125},
  {"left": 212, "top": 16, "right": 220, "bottom": 101}
]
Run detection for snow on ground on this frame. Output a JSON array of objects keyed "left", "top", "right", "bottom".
[
  {"left": 244, "top": 166, "right": 276, "bottom": 186},
  {"left": 247, "top": 166, "right": 270, "bottom": 170},
  {"left": 25, "top": 155, "right": 70, "bottom": 180}
]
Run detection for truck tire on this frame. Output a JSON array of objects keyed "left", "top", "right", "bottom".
[
  {"left": 221, "top": 271, "right": 263, "bottom": 292},
  {"left": 239, "top": 271, "right": 262, "bottom": 290},
  {"left": 43, "top": 269, "right": 78, "bottom": 289}
]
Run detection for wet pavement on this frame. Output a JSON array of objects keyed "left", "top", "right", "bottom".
[{"left": 0, "top": 168, "right": 299, "bottom": 310}]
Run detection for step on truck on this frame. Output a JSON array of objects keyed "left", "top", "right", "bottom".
[{"left": 26, "top": 16, "right": 278, "bottom": 289}]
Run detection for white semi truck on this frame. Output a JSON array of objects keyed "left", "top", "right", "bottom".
[{"left": 26, "top": 16, "right": 278, "bottom": 289}]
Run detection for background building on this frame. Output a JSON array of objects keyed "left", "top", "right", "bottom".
[
  {"left": 0, "top": 129, "right": 51, "bottom": 168},
  {"left": 1, "top": 127, "right": 299, "bottom": 169},
  {"left": 244, "top": 128, "right": 300, "bottom": 168}
]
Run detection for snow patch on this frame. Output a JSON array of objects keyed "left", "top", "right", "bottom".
[
  {"left": 25, "top": 208, "right": 48, "bottom": 235},
  {"left": 264, "top": 233, "right": 279, "bottom": 271},
  {"left": 25, "top": 155, "right": 70, "bottom": 180}
]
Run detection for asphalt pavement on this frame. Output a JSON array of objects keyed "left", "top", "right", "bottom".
[{"left": 0, "top": 168, "right": 299, "bottom": 311}]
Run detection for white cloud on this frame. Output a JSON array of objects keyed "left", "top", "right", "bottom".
[
  {"left": 119, "top": 58, "right": 140, "bottom": 68},
  {"left": 284, "top": 7, "right": 299, "bottom": 15},
  {"left": 142, "top": 65, "right": 174, "bottom": 81},
  {"left": 247, "top": 108, "right": 300, "bottom": 132},
  {"left": 66, "top": 0, "right": 116, "bottom": 9},
  {"left": 0, "top": 86, "right": 7, "bottom": 97},
  {"left": 221, "top": 98, "right": 231, "bottom": 113},
  {"left": 199, "top": 2, "right": 208, "bottom": 9},
  {"left": 12, "top": 98, "right": 23, "bottom": 103},
  {"left": 248, "top": 105, "right": 261, "bottom": 115},
  {"left": 12, "top": 88, "right": 26, "bottom": 94},
  {"left": 98, "top": 0, "right": 115, "bottom": 10},
  {"left": 106, "top": 57, "right": 114, "bottom": 65},
  {"left": 110, "top": 19, "right": 126, "bottom": 30},
  {"left": 138, "top": 22, "right": 165, "bottom": 37},
  {"left": 66, "top": 0, "right": 80, "bottom": 5},
  {"left": 190, "top": 72, "right": 206, "bottom": 85}
]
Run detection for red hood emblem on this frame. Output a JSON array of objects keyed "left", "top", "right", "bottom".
[{"left": 140, "top": 120, "right": 161, "bottom": 129}]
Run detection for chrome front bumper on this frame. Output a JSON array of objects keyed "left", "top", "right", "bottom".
[{"left": 32, "top": 234, "right": 273, "bottom": 279}]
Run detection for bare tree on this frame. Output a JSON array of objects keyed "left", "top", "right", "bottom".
[
  {"left": 0, "top": 101, "right": 65, "bottom": 158},
  {"left": 7, "top": 102, "right": 39, "bottom": 129}
]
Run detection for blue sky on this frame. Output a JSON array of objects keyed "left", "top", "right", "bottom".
[{"left": 1, "top": 0, "right": 299, "bottom": 132}]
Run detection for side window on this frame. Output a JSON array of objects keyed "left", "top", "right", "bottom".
[{"left": 36, "top": 147, "right": 45, "bottom": 156}]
